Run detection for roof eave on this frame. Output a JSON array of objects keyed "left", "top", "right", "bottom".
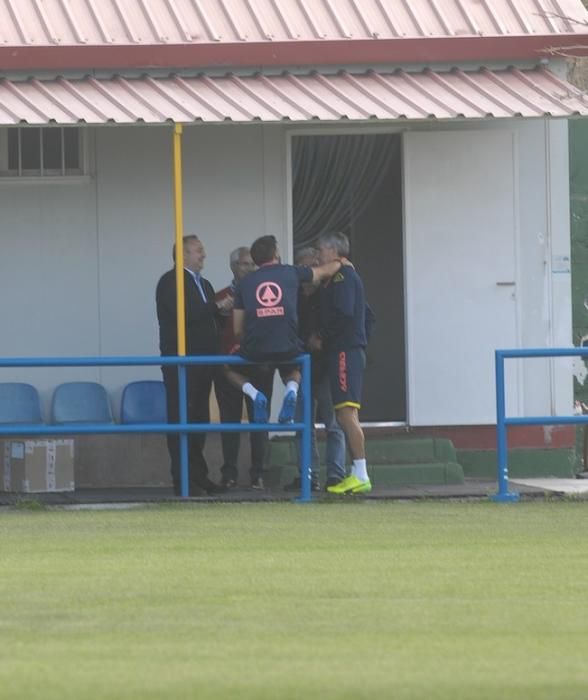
[{"left": 1, "top": 34, "right": 588, "bottom": 73}]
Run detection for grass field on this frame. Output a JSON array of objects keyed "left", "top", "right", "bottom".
[{"left": 1, "top": 500, "right": 588, "bottom": 700}]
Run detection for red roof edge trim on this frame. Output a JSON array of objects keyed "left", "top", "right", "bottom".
[{"left": 1, "top": 34, "right": 587, "bottom": 72}]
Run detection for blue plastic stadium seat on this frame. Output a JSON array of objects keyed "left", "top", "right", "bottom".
[
  {"left": 0, "top": 383, "right": 43, "bottom": 424},
  {"left": 120, "top": 381, "right": 167, "bottom": 424},
  {"left": 51, "top": 382, "right": 114, "bottom": 424}
]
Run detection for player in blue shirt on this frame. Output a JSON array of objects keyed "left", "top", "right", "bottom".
[
  {"left": 311, "top": 231, "right": 374, "bottom": 495},
  {"left": 229, "top": 235, "right": 347, "bottom": 435}
]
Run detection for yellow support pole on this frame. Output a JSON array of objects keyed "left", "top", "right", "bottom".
[
  {"left": 173, "top": 123, "right": 186, "bottom": 356},
  {"left": 172, "top": 123, "right": 190, "bottom": 497}
]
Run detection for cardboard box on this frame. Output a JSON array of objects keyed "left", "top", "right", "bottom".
[{"left": 3, "top": 440, "right": 74, "bottom": 493}]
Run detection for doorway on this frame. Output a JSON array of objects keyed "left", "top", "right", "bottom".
[{"left": 291, "top": 133, "right": 405, "bottom": 422}]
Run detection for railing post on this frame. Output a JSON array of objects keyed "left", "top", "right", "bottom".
[
  {"left": 491, "top": 350, "right": 519, "bottom": 503},
  {"left": 297, "top": 354, "right": 313, "bottom": 503},
  {"left": 178, "top": 363, "right": 189, "bottom": 498}
]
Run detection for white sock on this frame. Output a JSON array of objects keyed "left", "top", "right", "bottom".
[
  {"left": 351, "top": 459, "right": 368, "bottom": 482},
  {"left": 285, "top": 380, "right": 299, "bottom": 397},
  {"left": 242, "top": 382, "right": 259, "bottom": 401}
]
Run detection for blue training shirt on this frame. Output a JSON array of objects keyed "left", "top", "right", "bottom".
[
  {"left": 234, "top": 263, "right": 313, "bottom": 359},
  {"left": 320, "top": 266, "right": 368, "bottom": 351}
]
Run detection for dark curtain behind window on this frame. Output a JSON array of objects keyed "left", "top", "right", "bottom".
[{"left": 292, "top": 134, "right": 399, "bottom": 247}]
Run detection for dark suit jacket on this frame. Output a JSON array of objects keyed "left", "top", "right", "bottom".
[{"left": 156, "top": 268, "right": 220, "bottom": 356}]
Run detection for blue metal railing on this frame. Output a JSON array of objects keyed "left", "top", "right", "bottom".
[
  {"left": 0, "top": 354, "right": 313, "bottom": 502},
  {"left": 494, "top": 347, "right": 588, "bottom": 503}
]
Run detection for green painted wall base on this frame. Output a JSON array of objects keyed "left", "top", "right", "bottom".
[{"left": 458, "top": 448, "right": 577, "bottom": 479}]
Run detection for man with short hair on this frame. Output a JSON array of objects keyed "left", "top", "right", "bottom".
[
  {"left": 313, "top": 231, "right": 373, "bottom": 495},
  {"left": 214, "top": 246, "right": 265, "bottom": 488},
  {"left": 226, "top": 235, "right": 347, "bottom": 488},
  {"left": 156, "top": 235, "right": 232, "bottom": 496},
  {"left": 286, "top": 246, "right": 346, "bottom": 492}
]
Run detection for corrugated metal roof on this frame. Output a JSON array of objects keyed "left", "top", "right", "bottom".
[
  {"left": 0, "top": 0, "right": 586, "bottom": 46},
  {"left": 0, "top": 66, "right": 585, "bottom": 124}
]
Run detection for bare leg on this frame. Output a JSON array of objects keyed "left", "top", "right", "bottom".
[
  {"left": 326, "top": 405, "right": 370, "bottom": 490},
  {"left": 334, "top": 406, "right": 365, "bottom": 460},
  {"left": 279, "top": 368, "right": 301, "bottom": 385}
]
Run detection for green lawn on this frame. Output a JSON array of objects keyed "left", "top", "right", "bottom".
[{"left": 1, "top": 501, "right": 587, "bottom": 699}]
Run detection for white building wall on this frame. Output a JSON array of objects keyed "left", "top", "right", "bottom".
[
  {"left": 0, "top": 123, "right": 289, "bottom": 418},
  {"left": 0, "top": 175, "right": 102, "bottom": 417},
  {"left": 0, "top": 116, "right": 573, "bottom": 424}
]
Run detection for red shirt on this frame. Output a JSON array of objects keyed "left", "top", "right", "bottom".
[{"left": 215, "top": 283, "right": 239, "bottom": 354}]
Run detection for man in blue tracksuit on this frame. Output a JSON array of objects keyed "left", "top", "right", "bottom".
[{"left": 312, "top": 231, "right": 375, "bottom": 495}]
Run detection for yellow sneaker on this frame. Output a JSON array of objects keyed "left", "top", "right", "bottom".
[{"left": 326, "top": 475, "right": 372, "bottom": 495}]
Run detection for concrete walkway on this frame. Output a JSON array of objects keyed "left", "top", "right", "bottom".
[
  {"left": 0, "top": 478, "right": 563, "bottom": 507},
  {"left": 3, "top": 434, "right": 585, "bottom": 507}
]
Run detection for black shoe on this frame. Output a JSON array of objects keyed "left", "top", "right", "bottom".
[
  {"left": 221, "top": 478, "right": 238, "bottom": 489},
  {"left": 284, "top": 477, "right": 320, "bottom": 493},
  {"left": 196, "top": 478, "right": 227, "bottom": 495}
]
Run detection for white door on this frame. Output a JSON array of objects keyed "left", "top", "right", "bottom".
[{"left": 404, "top": 130, "right": 519, "bottom": 425}]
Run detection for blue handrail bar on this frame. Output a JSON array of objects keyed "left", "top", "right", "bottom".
[
  {"left": 0, "top": 354, "right": 314, "bottom": 502},
  {"left": 0, "top": 423, "right": 307, "bottom": 435},
  {"left": 0, "top": 355, "right": 289, "bottom": 367},
  {"left": 494, "top": 347, "right": 587, "bottom": 503}
]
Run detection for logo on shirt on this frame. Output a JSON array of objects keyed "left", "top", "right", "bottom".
[
  {"left": 338, "top": 352, "right": 348, "bottom": 392},
  {"left": 255, "top": 282, "right": 284, "bottom": 317},
  {"left": 333, "top": 272, "right": 344, "bottom": 283}
]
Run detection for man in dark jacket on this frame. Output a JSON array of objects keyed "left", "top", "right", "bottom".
[{"left": 156, "top": 235, "right": 231, "bottom": 496}]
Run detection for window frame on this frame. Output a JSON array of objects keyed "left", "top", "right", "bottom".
[{"left": 0, "top": 125, "right": 90, "bottom": 184}]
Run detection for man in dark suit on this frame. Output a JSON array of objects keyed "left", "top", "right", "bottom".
[{"left": 156, "top": 235, "right": 232, "bottom": 496}]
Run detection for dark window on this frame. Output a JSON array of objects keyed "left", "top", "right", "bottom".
[
  {"left": 63, "top": 128, "right": 80, "bottom": 171},
  {"left": 5, "top": 127, "right": 82, "bottom": 176},
  {"left": 7, "top": 130, "right": 18, "bottom": 171},
  {"left": 42, "top": 128, "right": 62, "bottom": 170},
  {"left": 20, "top": 129, "right": 41, "bottom": 171}
]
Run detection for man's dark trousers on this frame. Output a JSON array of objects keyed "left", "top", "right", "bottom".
[
  {"left": 162, "top": 364, "right": 212, "bottom": 495},
  {"left": 216, "top": 366, "right": 273, "bottom": 483}
]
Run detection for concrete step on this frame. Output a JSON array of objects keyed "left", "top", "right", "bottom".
[
  {"left": 266, "top": 462, "right": 464, "bottom": 488},
  {"left": 267, "top": 435, "right": 457, "bottom": 466}
]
